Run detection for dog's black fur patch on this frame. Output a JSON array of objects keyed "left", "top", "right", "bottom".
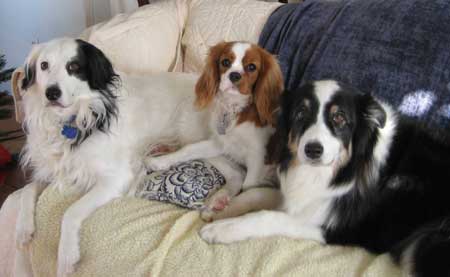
[
  {"left": 274, "top": 83, "right": 319, "bottom": 171},
  {"left": 276, "top": 81, "right": 450, "bottom": 277},
  {"left": 71, "top": 39, "right": 120, "bottom": 146},
  {"left": 329, "top": 91, "right": 387, "bottom": 189},
  {"left": 322, "top": 86, "right": 360, "bottom": 150},
  {"left": 22, "top": 61, "right": 36, "bottom": 90}
]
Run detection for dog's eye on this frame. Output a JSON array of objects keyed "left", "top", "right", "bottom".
[
  {"left": 41, "top": 61, "right": 49, "bottom": 71},
  {"left": 221, "top": 59, "right": 231, "bottom": 68},
  {"left": 245, "top": 63, "right": 256, "bottom": 72},
  {"left": 294, "top": 106, "right": 307, "bottom": 120},
  {"left": 67, "top": 62, "right": 80, "bottom": 72},
  {"left": 332, "top": 112, "right": 347, "bottom": 127}
]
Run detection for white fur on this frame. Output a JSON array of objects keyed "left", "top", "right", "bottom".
[
  {"left": 200, "top": 161, "right": 351, "bottom": 244},
  {"left": 200, "top": 210, "right": 324, "bottom": 244},
  {"left": 146, "top": 42, "right": 276, "bottom": 221},
  {"left": 16, "top": 38, "right": 210, "bottom": 276},
  {"left": 219, "top": 43, "right": 251, "bottom": 94},
  {"left": 298, "top": 81, "right": 341, "bottom": 165},
  {"left": 370, "top": 102, "right": 397, "bottom": 184},
  {"left": 199, "top": 80, "right": 355, "bottom": 244}
]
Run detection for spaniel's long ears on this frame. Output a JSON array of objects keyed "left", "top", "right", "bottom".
[
  {"left": 195, "top": 42, "right": 228, "bottom": 109},
  {"left": 253, "top": 48, "right": 284, "bottom": 126}
]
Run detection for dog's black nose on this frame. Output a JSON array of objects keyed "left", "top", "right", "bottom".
[
  {"left": 305, "top": 142, "right": 324, "bottom": 160},
  {"left": 45, "top": 85, "right": 62, "bottom": 101},
  {"left": 229, "top": 72, "right": 241, "bottom": 83}
]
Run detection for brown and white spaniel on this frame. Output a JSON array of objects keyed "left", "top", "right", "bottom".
[{"left": 146, "top": 41, "right": 284, "bottom": 221}]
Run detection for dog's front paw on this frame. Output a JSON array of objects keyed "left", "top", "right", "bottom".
[
  {"left": 57, "top": 243, "right": 80, "bottom": 277},
  {"left": 199, "top": 219, "right": 245, "bottom": 244},
  {"left": 57, "top": 230, "right": 81, "bottom": 277},
  {"left": 15, "top": 222, "right": 34, "bottom": 249},
  {"left": 200, "top": 189, "right": 231, "bottom": 222},
  {"left": 144, "top": 157, "right": 172, "bottom": 171},
  {"left": 148, "top": 143, "right": 179, "bottom": 157},
  {"left": 15, "top": 209, "right": 35, "bottom": 248}
]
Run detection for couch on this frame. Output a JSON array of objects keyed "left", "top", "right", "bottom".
[{"left": 4, "top": 0, "right": 448, "bottom": 275}]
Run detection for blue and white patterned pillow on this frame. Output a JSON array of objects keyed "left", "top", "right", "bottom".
[{"left": 135, "top": 160, "right": 226, "bottom": 209}]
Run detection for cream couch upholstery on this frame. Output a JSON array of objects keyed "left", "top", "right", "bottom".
[
  {"left": 0, "top": 0, "right": 402, "bottom": 276},
  {"left": 80, "top": 0, "right": 282, "bottom": 75},
  {"left": 80, "top": 0, "right": 187, "bottom": 74}
]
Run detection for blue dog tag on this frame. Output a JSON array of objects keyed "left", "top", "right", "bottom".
[
  {"left": 61, "top": 125, "right": 78, "bottom": 139},
  {"left": 61, "top": 115, "right": 78, "bottom": 139}
]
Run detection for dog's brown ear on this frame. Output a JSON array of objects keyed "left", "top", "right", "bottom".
[
  {"left": 195, "top": 42, "right": 228, "bottom": 109},
  {"left": 253, "top": 49, "right": 284, "bottom": 126},
  {"left": 11, "top": 67, "right": 26, "bottom": 123}
]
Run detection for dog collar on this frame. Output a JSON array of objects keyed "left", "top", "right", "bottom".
[
  {"left": 61, "top": 115, "right": 78, "bottom": 139},
  {"left": 217, "top": 111, "right": 234, "bottom": 135},
  {"left": 215, "top": 97, "right": 243, "bottom": 135}
]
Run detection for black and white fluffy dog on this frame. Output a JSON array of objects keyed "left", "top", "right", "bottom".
[
  {"left": 200, "top": 80, "right": 450, "bottom": 277},
  {"left": 14, "top": 38, "right": 211, "bottom": 276}
]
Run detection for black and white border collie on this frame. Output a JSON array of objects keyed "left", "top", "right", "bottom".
[
  {"left": 13, "top": 38, "right": 211, "bottom": 276},
  {"left": 200, "top": 80, "right": 450, "bottom": 277}
]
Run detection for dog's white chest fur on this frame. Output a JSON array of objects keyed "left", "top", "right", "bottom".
[
  {"left": 279, "top": 164, "right": 349, "bottom": 227},
  {"left": 209, "top": 95, "right": 273, "bottom": 167},
  {"left": 211, "top": 91, "right": 248, "bottom": 135}
]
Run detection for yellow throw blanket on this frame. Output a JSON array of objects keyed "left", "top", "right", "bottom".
[{"left": 30, "top": 187, "right": 402, "bottom": 276}]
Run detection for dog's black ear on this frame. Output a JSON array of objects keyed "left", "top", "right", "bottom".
[
  {"left": 75, "top": 39, "right": 118, "bottom": 93},
  {"left": 68, "top": 40, "right": 119, "bottom": 148},
  {"left": 359, "top": 93, "right": 386, "bottom": 129},
  {"left": 22, "top": 62, "right": 36, "bottom": 90},
  {"left": 266, "top": 89, "right": 291, "bottom": 167},
  {"left": 21, "top": 44, "right": 42, "bottom": 90}
]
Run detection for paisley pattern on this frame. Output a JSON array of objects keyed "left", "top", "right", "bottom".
[{"left": 135, "top": 160, "right": 225, "bottom": 209}]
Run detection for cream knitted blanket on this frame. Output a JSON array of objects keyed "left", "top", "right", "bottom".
[{"left": 17, "top": 187, "right": 402, "bottom": 276}]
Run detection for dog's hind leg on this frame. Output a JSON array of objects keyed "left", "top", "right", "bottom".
[
  {"left": 241, "top": 150, "right": 267, "bottom": 190},
  {"left": 145, "top": 139, "right": 223, "bottom": 171},
  {"left": 200, "top": 157, "right": 245, "bottom": 222},
  {"left": 15, "top": 182, "right": 48, "bottom": 248},
  {"left": 392, "top": 218, "right": 450, "bottom": 277}
]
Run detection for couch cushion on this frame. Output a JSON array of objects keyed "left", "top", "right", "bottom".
[
  {"left": 135, "top": 159, "right": 226, "bottom": 209},
  {"left": 80, "top": 0, "right": 188, "bottom": 75},
  {"left": 260, "top": 0, "right": 450, "bottom": 129},
  {"left": 182, "top": 0, "right": 282, "bottom": 73}
]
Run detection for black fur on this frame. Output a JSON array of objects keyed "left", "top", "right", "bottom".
[
  {"left": 71, "top": 39, "right": 120, "bottom": 146},
  {"left": 22, "top": 61, "right": 36, "bottom": 90},
  {"left": 274, "top": 83, "right": 320, "bottom": 171},
  {"left": 276, "top": 81, "right": 450, "bottom": 277}
]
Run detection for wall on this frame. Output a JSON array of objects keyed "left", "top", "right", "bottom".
[
  {"left": 0, "top": 0, "right": 86, "bottom": 92},
  {"left": 86, "top": 0, "right": 137, "bottom": 26}
]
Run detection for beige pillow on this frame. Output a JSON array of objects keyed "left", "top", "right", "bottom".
[
  {"left": 182, "top": 0, "right": 282, "bottom": 73},
  {"left": 80, "top": 0, "right": 188, "bottom": 75}
]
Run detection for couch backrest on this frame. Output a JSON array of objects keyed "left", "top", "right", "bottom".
[
  {"left": 79, "top": 0, "right": 281, "bottom": 75},
  {"left": 79, "top": 0, "right": 188, "bottom": 75},
  {"left": 181, "top": 0, "right": 281, "bottom": 73}
]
